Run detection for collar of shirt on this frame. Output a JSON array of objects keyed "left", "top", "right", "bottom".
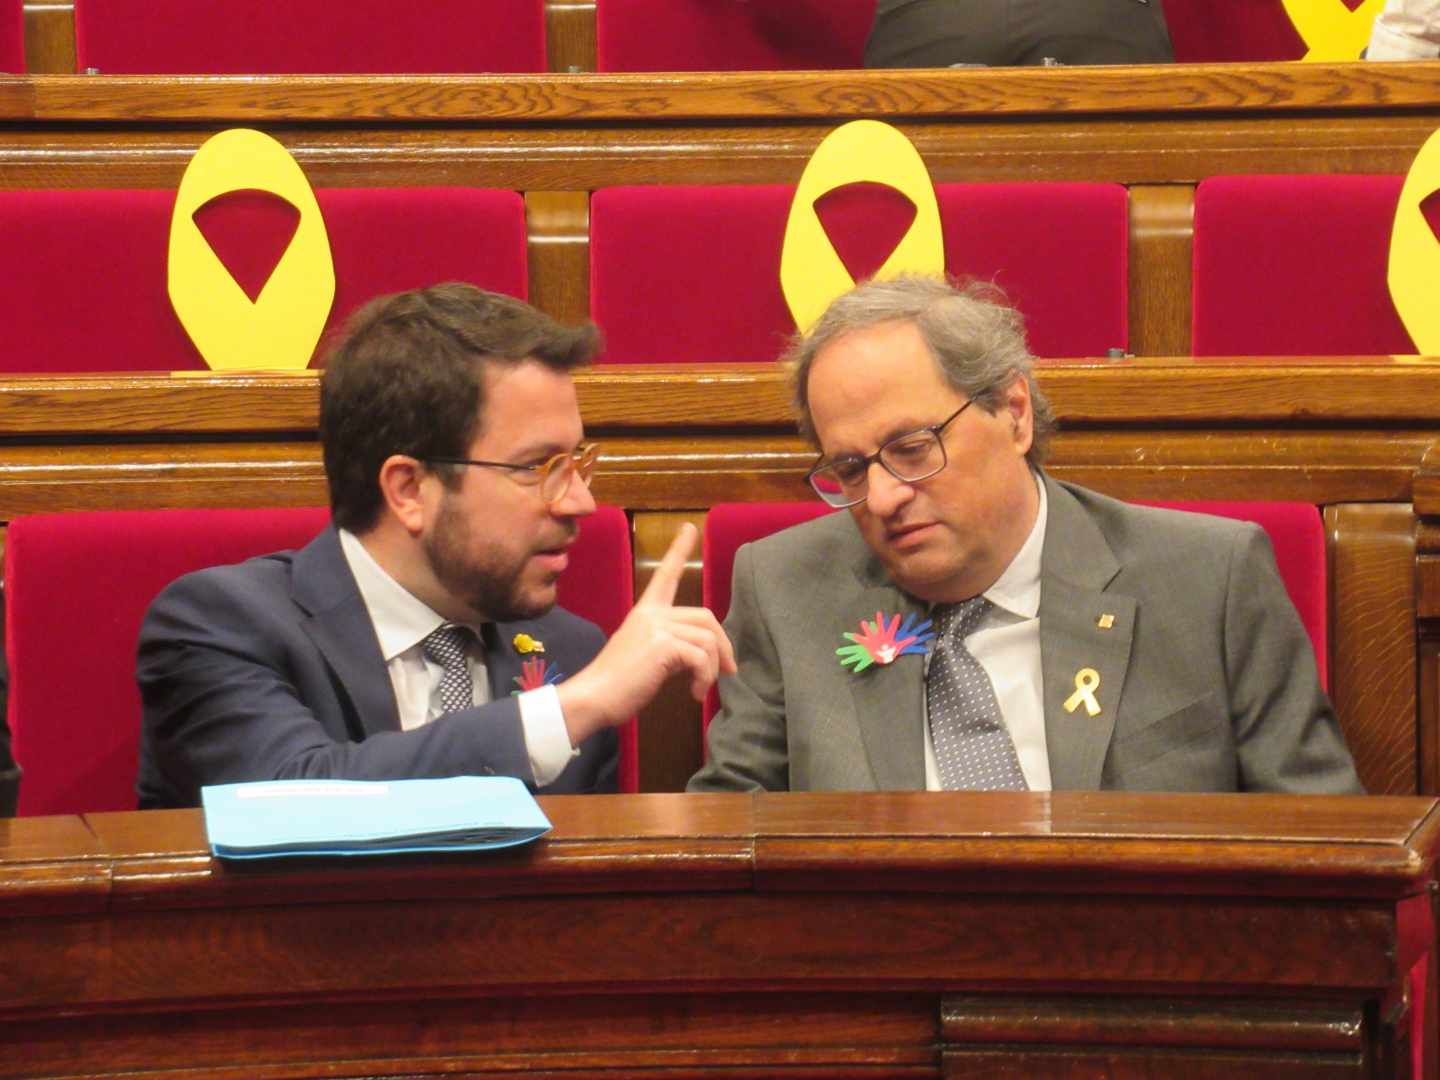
[
  {"left": 337, "top": 527, "right": 480, "bottom": 660},
  {"left": 980, "top": 470, "right": 1047, "bottom": 622}
]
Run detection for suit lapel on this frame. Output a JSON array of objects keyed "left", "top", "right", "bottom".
[
  {"left": 486, "top": 623, "right": 524, "bottom": 700},
  {"left": 1038, "top": 478, "right": 1135, "bottom": 790},
  {"left": 843, "top": 561, "right": 930, "bottom": 791},
  {"left": 291, "top": 528, "right": 402, "bottom": 738}
]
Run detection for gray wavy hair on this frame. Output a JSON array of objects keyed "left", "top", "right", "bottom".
[{"left": 784, "top": 275, "right": 1055, "bottom": 467}]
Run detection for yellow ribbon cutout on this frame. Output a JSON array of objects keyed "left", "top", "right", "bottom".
[
  {"left": 1063, "top": 668, "right": 1102, "bottom": 717},
  {"left": 1389, "top": 127, "right": 1440, "bottom": 356},
  {"left": 1280, "top": 0, "right": 1384, "bottom": 61},
  {"left": 168, "top": 128, "right": 335, "bottom": 372},
  {"left": 512, "top": 633, "right": 545, "bottom": 655},
  {"left": 779, "top": 120, "right": 945, "bottom": 334}
]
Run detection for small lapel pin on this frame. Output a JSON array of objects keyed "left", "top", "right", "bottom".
[
  {"left": 512, "top": 633, "right": 545, "bottom": 655},
  {"left": 1097, "top": 613, "right": 1115, "bottom": 630},
  {"left": 1063, "top": 667, "right": 1103, "bottom": 717}
]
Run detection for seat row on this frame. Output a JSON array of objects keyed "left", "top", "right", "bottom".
[
  {"left": 0, "top": 0, "right": 1332, "bottom": 76},
  {"left": 0, "top": 175, "right": 1423, "bottom": 373},
  {"left": 4, "top": 498, "right": 1327, "bottom": 816}
]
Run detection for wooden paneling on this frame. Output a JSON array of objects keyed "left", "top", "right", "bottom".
[
  {"left": 20, "top": 2, "right": 72, "bottom": 75},
  {"left": 525, "top": 189, "right": 590, "bottom": 326},
  {"left": 0, "top": 792, "right": 1435, "bottom": 1077},
  {"left": 1128, "top": 184, "right": 1194, "bottom": 358},
  {"left": 544, "top": 0, "right": 596, "bottom": 74}
]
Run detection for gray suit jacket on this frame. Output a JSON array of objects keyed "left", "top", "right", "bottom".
[
  {"left": 137, "top": 527, "right": 616, "bottom": 808},
  {"left": 690, "top": 477, "right": 1362, "bottom": 794}
]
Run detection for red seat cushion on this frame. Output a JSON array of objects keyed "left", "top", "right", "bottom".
[
  {"left": 0, "top": 187, "right": 527, "bottom": 373},
  {"left": 596, "top": 0, "right": 875, "bottom": 72},
  {"left": 74, "top": 0, "right": 546, "bottom": 74},
  {"left": 1193, "top": 175, "right": 1414, "bottom": 356},
  {"left": 1164, "top": 0, "right": 1306, "bottom": 62},
  {"left": 591, "top": 182, "right": 1128, "bottom": 363},
  {"left": 0, "top": 0, "right": 23, "bottom": 73},
  {"left": 6, "top": 504, "right": 637, "bottom": 815}
]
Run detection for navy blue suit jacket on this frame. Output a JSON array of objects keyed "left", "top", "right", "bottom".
[{"left": 136, "top": 527, "right": 615, "bottom": 808}]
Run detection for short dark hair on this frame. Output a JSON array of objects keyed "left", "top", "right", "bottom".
[
  {"left": 785, "top": 275, "right": 1055, "bottom": 467},
  {"left": 320, "top": 283, "right": 601, "bottom": 532}
]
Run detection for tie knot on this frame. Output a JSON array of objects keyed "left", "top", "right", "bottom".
[
  {"left": 936, "top": 596, "right": 990, "bottom": 642},
  {"left": 423, "top": 624, "right": 472, "bottom": 667}
]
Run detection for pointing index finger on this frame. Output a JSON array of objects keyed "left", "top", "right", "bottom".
[{"left": 640, "top": 522, "right": 697, "bottom": 607}]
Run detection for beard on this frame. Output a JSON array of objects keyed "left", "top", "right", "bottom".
[{"left": 423, "top": 493, "right": 574, "bottom": 622}]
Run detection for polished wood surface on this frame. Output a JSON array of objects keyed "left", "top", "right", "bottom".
[{"left": 0, "top": 793, "right": 1435, "bottom": 1077}]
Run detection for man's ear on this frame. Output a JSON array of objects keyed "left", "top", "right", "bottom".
[
  {"left": 377, "top": 454, "right": 429, "bottom": 537},
  {"left": 1003, "top": 375, "right": 1034, "bottom": 455}
]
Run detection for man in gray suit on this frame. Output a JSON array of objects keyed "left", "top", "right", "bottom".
[{"left": 690, "top": 276, "right": 1361, "bottom": 794}]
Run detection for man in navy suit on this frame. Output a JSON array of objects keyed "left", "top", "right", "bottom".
[{"left": 137, "top": 283, "right": 732, "bottom": 808}]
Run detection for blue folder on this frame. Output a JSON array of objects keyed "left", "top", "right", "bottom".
[{"left": 200, "top": 776, "right": 552, "bottom": 859}]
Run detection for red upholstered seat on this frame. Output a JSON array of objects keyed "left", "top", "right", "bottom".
[
  {"left": 590, "top": 182, "right": 1129, "bottom": 363},
  {"left": 74, "top": 0, "right": 545, "bottom": 74},
  {"left": 1192, "top": 175, "right": 1414, "bottom": 356},
  {"left": 0, "top": 0, "right": 23, "bottom": 73},
  {"left": 1163, "top": 0, "right": 1306, "bottom": 62},
  {"left": 0, "top": 187, "right": 527, "bottom": 373},
  {"left": 5, "top": 504, "right": 637, "bottom": 816},
  {"left": 699, "top": 498, "right": 1328, "bottom": 729},
  {"left": 596, "top": 0, "right": 874, "bottom": 71}
]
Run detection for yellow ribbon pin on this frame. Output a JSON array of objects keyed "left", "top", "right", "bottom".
[
  {"left": 1063, "top": 668, "right": 1102, "bottom": 717},
  {"left": 1388, "top": 126, "right": 1440, "bottom": 356},
  {"left": 512, "top": 633, "right": 545, "bottom": 655},
  {"left": 779, "top": 120, "right": 944, "bottom": 334},
  {"left": 168, "top": 128, "right": 335, "bottom": 372},
  {"left": 1280, "top": 0, "right": 1383, "bottom": 61}
]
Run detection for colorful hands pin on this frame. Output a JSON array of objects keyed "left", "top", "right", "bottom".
[
  {"left": 1279, "top": 0, "right": 1383, "bottom": 61},
  {"left": 513, "top": 656, "right": 562, "bottom": 694},
  {"left": 837, "top": 611, "right": 935, "bottom": 673},
  {"left": 780, "top": 120, "right": 944, "bottom": 334},
  {"left": 168, "top": 128, "right": 335, "bottom": 372},
  {"left": 1389, "top": 126, "right": 1440, "bottom": 356}
]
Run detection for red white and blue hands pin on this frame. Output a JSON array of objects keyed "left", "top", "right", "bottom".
[{"left": 837, "top": 612, "right": 935, "bottom": 673}]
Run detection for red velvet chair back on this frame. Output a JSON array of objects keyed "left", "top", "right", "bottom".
[
  {"left": 700, "top": 498, "right": 1328, "bottom": 729},
  {"left": 1192, "top": 175, "right": 1414, "bottom": 356},
  {"left": 596, "top": 0, "right": 874, "bottom": 71},
  {"left": 0, "top": 0, "right": 23, "bottom": 73},
  {"left": 1162, "top": 0, "right": 1307, "bottom": 62},
  {"left": 74, "top": 0, "right": 545, "bottom": 73},
  {"left": 0, "top": 187, "right": 528, "bottom": 373},
  {"left": 6, "top": 504, "right": 637, "bottom": 816},
  {"left": 591, "top": 182, "right": 1129, "bottom": 363}
]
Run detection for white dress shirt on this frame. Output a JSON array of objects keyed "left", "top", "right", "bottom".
[
  {"left": 338, "top": 529, "right": 577, "bottom": 786},
  {"left": 1369, "top": 0, "right": 1440, "bottom": 59},
  {"left": 923, "top": 473, "right": 1051, "bottom": 791}
]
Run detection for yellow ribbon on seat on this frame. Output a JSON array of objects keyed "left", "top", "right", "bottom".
[
  {"left": 779, "top": 120, "right": 944, "bottom": 334},
  {"left": 1389, "top": 127, "right": 1440, "bottom": 356},
  {"left": 168, "top": 128, "right": 335, "bottom": 372},
  {"left": 1279, "top": 0, "right": 1384, "bottom": 61}
]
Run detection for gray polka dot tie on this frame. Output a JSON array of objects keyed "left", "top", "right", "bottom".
[
  {"left": 927, "top": 597, "right": 1028, "bottom": 791},
  {"left": 423, "top": 624, "right": 475, "bottom": 715}
]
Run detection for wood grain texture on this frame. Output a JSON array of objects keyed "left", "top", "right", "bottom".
[
  {"left": 6, "top": 63, "right": 1440, "bottom": 122},
  {"left": 1128, "top": 184, "right": 1195, "bottom": 357},
  {"left": 1328, "top": 504, "right": 1419, "bottom": 796},
  {"left": 525, "top": 189, "right": 590, "bottom": 326},
  {"left": 544, "top": 0, "right": 596, "bottom": 74},
  {"left": 21, "top": 2, "right": 73, "bottom": 75}
]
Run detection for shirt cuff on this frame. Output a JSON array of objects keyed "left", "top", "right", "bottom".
[
  {"left": 517, "top": 684, "right": 579, "bottom": 787},
  {"left": 1368, "top": 20, "right": 1440, "bottom": 60}
]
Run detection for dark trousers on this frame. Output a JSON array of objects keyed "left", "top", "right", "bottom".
[{"left": 865, "top": 0, "right": 1174, "bottom": 67}]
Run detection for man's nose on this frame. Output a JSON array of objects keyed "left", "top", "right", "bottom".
[
  {"left": 863, "top": 461, "right": 914, "bottom": 517},
  {"left": 551, "top": 467, "right": 597, "bottom": 518}
]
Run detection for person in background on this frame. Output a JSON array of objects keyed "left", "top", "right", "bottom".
[{"left": 1368, "top": 0, "right": 1440, "bottom": 59}]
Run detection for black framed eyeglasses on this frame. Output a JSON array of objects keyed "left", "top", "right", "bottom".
[
  {"left": 426, "top": 443, "right": 600, "bottom": 504},
  {"left": 806, "top": 402, "right": 973, "bottom": 508}
]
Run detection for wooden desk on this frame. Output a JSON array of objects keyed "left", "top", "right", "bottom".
[{"left": 1, "top": 792, "right": 1436, "bottom": 1077}]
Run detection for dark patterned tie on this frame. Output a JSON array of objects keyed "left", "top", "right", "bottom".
[
  {"left": 423, "top": 624, "right": 474, "bottom": 715},
  {"left": 927, "top": 597, "right": 1028, "bottom": 791}
]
